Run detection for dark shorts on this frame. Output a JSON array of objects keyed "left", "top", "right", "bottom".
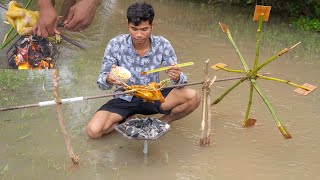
[{"left": 98, "top": 88, "right": 173, "bottom": 121}]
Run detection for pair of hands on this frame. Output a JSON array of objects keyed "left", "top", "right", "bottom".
[
  {"left": 33, "top": 0, "right": 99, "bottom": 38},
  {"left": 106, "top": 64, "right": 181, "bottom": 85}
]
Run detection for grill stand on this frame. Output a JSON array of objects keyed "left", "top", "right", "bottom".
[{"left": 143, "top": 140, "right": 148, "bottom": 154}]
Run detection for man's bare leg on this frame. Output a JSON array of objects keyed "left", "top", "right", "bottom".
[
  {"left": 160, "top": 88, "right": 200, "bottom": 123},
  {"left": 87, "top": 111, "right": 123, "bottom": 139}
]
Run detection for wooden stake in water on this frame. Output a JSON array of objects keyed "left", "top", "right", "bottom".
[
  {"left": 53, "top": 70, "right": 80, "bottom": 164},
  {"left": 200, "top": 60, "right": 216, "bottom": 146}
]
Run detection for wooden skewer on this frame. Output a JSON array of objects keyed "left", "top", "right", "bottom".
[
  {"left": 0, "top": 75, "right": 250, "bottom": 112},
  {"left": 0, "top": 90, "right": 135, "bottom": 112}
]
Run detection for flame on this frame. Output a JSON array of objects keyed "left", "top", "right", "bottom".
[
  {"left": 17, "top": 60, "right": 53, "bottom": 70},
  {"left": 12, "top": 35, "right": 54, "bottom": 70}
]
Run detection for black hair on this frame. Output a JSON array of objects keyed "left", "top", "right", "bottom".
[{"left": 127, "top": 2, "right": 154, "bottom": 26}]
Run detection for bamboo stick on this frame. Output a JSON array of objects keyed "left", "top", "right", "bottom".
[
  {"left": 53, "top": 69, "right": 79, "bottom": 164},
  {"left": 141, "top": 62, "right": 194, "bottom": 75},
  {"left": 0, "top": 76, "right": 248, "bottom": 112},
  {"left": 248, "top": 42, "right": 301, "bottom": 77},
  {"left": 0, "top": 32, "right": 18, "bottom": 50},
  {"left": 200, "top": 60, "right": 209, "bottom": 146},
  {"left": 205, "top": 76, "right": 216, "bottom": 146},
  {"left": 242, "top": 13, "right": 262, "bottom": 127},
  {"left": 251, "top": 79, "right": 292, "bottom": 139},
  {"left": 219, "top": 22, "right": 250, "bottom": 72},
  {"left": 216, "top": 66, "right": 246, "bottom": 74},
  {"left": 0, "top": 90, "right": 135, "bottom": 112},
  {"left": 60, "top": 34, "right": 86, "bottom": 50},
  {"left": 243, "top": 82, "right": 255, "bottom": 127},
  {"left": 253, "top": 14, "right": 263, "bottom": 69},
  {"left": 211, "top": 77, "right": 248, "bottom": 105},
  {"left": 257, "top": 74, "right": 311, "bottom": 91}
]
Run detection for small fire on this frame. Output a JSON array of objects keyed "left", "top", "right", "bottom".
[
  {"left": 17, "top": 60, "right": 53, "bottom": 70},
  {"left": 11, "top": 35, "right": 54, "bottom": 69}
]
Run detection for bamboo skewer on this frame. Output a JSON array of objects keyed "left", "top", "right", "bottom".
[
  {"left": 53, "top": 70, "right": 79, "bottom": 164},
  {"left": 0, "top": 90, "right": 135, "bottom": 112},
  {"left": 60, "top": 34, "right": 86, "bottom": 50},
  {"left": 140, "top": 62, "right": 194, "bottom": 75},
  {"left": 0, "top": 76, "right": 247, "bottom": 112}
]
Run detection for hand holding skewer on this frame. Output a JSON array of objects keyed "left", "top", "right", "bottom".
[{"left": 166, "top": 63, "right": 181, "bottom": 83}]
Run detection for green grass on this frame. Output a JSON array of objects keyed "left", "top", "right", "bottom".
[
  {"left": 0, "top": 70, "right": 28, "bottom": 91},
  {"left": 0, "top": 70, "right": 49, "bottom": 91}
]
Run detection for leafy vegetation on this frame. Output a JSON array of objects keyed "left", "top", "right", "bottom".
[{"left": 191, "top": 0, "right": 320, "bottom": 31}]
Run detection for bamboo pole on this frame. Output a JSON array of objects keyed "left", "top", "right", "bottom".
[
  {"left": 248, "top": 42, "right": 301, "bottom": 77},
  {"left": 0, "top": 76, "right": 249, "bottom": 112},
  {"left": 211, "top": 77, "right": 248, "bottom": 105},
  {"left": 216, "top": 66, "right": 246, "bottom": 74},
  {"left": 253, "top": 14, "right": 263, "bottom": 69},
  {"left": 251, "top": 79, "right": 292, "bottom": 139},
  {"left": 0, "top": 90, "right": 135, "bottom": 112},
  {"left": 200, "top": 59, "right": 217, "bottom": 146},
  {"left": 242, "top": 14, "right": 263, "bottom": 127},
  {"left": 243, "top": 82, "right": 255, "bottom": 127},
  {"left": 200, "top": 60, "right": 209, "bottom": 146},
  {"left": 52, "top": 69, "right": 79, "bottom": 164},
  {"left": 205, "top": 76, "right": 216, "bottom": 146},
  {"left": 257, "top": 74, "right": 311, "bottom": 91},
  {"left": 219, "top": 22, "right": 250, "bottom": 72}
]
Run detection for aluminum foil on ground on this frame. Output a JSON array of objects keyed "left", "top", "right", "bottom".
[{"left": 115, "top": 117, "right": 171, "bottom": 140}]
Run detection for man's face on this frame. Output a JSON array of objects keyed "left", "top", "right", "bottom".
[{"left": 128, "top": 21, "right": 153, "bottom": 45}]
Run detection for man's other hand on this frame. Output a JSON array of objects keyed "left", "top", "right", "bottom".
[{"left": 64, "top": 0, "right": 101, "bottom": 31}]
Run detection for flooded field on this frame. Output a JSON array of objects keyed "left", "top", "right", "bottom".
[{"left": 0, "top": 0, "right": 320, "bottom": 179}]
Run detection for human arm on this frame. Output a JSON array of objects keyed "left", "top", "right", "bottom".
[
  {"left": 97, "top": 40, "right": 123, "bottom": 90},
  {"left": 63, "top": 0, "right": 101, "bottom": 31},
  {"left": 32, "top": 0, "right": 60, "bottom": 38}
]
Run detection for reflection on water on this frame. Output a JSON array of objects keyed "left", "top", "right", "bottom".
[{"left": 0, "top": 0, "right": 320, "bottom": 179}]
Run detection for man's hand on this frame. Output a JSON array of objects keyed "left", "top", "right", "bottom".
[
  {"left": 166, "top": 63, "right": 181, "bottom": 83},
  {"left": 33, "top": 0, "right": 60, "bottom": 38},
  {"left": 106, "top": 65, "right": 124, "bottom": 85},
  {"left": 63, "top": 0, "right": 101, "bottom": 31}
]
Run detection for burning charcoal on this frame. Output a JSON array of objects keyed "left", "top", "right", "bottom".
[{"left": 7, "top": 35, "right": 56, "bottom": 69}]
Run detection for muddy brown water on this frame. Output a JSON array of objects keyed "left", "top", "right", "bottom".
[{"left": 0, "top": 0, "right": 320, "bottom": 179}]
